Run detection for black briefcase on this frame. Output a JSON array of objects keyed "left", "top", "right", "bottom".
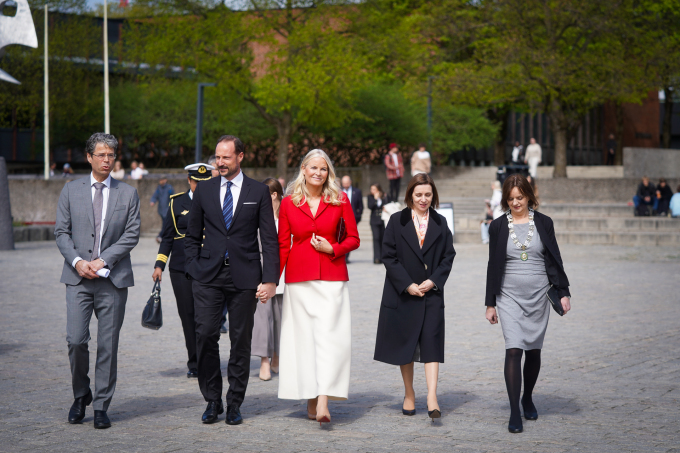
[{"left": 141, "top": 280, "right": 163, "bottom": 330}]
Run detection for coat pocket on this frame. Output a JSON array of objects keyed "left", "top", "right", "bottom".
[
  {"left": 200, "top": 249, "right": 210, "bottom": 259},
  {"left": 247, "top": 252, "right": 260, "bottom": 261}
]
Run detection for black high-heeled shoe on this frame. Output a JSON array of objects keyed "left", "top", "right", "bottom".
[
  {"left": 427, "top": 409, "right": 441, "bottom": 420},
  {"left": 402, "top": 397, "right": 416, "bottom": 416},
  {"left": 521, "top": 396, "right": 538, "bottom": 420},
  {"left": 508, "top": 415, "right": 523, "bottom": 433}
]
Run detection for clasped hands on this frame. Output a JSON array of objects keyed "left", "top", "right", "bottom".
[
  {"left": 406, "top": 279, "right": 435, "bottom": 297},
  {"left": 76, "top": 259, "right": 105, "bottom": 280},
  {"left": 256, "top": 282, "right": 276, "bottom": 304}
]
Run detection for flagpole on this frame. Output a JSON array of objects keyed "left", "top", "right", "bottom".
[
  {"left": 44, "top": 2, "right": 49, "bottom": 180},
  {"left": 103, "top": 0, "right": 110, "bottom": 134}
]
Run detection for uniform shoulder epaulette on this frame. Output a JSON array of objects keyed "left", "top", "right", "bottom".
[{"left": 170, "top": 192, "right": 186, "bottom": 199}]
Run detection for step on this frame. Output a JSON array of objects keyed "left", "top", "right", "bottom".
[
  {"left": 539, "top": 203, "right": 632, "bottom": 218},
  {"left": 454, "top": 217, "right": 680, "bottom": 232},
  {"left": 13, "top": 225, "right": 56, "bottom": 242},
  {"left": 453, "top": 228, "right": 680, "bottom": 246}
]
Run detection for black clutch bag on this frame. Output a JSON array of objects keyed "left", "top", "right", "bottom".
[
  {"left": 336, "top": 217, "right": 347, "bottom": 243},
  {"left": 546, "top": 284, "right": 564, "bottom": 316},
  {"left": 141, "top": 280, "right": 163, "bottom": 330}
]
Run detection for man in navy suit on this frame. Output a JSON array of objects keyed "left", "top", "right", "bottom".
[
  {"left": 185, "top": 135, "right": 279, "bottom": 425},
  {"left": 341, "top": 175, "right": 363, "bottom": 263}
]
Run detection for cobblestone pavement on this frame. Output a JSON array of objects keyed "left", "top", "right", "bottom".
[{"left": 0, "top": 237, "right": 679, "bottom": 453}]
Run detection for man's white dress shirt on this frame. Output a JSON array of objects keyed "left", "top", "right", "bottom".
[
  {"left": 72, "top": 173, "right": 111, "bottom": 271},
  {"left": 344, "top": 187, "right": 353, "bottom": 203},
  {"left": 220, "top": 170, "right": 243, "bottom": 217}
]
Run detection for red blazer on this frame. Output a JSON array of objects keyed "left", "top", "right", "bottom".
[{"left": 279, "top": 192, "right": 360, "bottom": 283}]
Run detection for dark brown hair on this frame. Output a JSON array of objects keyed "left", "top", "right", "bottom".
[
  {"left": 262, "top": 177, "right": 284, "bottom": 202},
  {"left": 404, "top": 173, "right": 439, "bottom": 210},
  {"left": 371, "top": 182, "right": 384, "bottom": 198},
  {"left": 216, "top": 135, "right": 244, "bottom": 155},
  {"left": 501, "top": 174, "right": 539, "bottom": 211}
]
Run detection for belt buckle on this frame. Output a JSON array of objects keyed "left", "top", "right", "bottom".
[{"left": 223, "top": 258, "right": 230, "bottom": 266}]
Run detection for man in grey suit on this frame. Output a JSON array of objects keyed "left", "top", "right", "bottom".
[{"left": 55, "top": 133, "right": 141, "bottom": 429}]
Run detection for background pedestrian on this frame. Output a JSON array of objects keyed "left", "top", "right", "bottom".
[{"left": 385, "top": 143, "right": 405, "bottom": 202}]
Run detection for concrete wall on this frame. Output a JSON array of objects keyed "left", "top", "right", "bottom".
[
  {"left": 537, "top": 178, "right": 680, "bottom": 203},
  {"left": 623, "top": 147, "right": 680, "bottom": 178}
]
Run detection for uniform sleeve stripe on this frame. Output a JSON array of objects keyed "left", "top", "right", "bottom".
[{"left": 156, "top": 254, "right": 168, "bottom": 263}]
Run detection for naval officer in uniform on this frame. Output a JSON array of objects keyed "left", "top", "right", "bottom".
[{"left": 152, "top": 163, "right": 214, "bottom": 378}]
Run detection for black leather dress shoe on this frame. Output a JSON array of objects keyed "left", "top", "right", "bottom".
[
  {"left": 93, "top": 410, "right": 111, "bottom": 429},
  {"left": 187, "top": 368, "right": 198, "bottom": 378},
  {"left": 202, "top": 401, "right": 224, "bottom": 424},
  {"left": 225, "top": 405, "right": 243, "bottom": 425},
  {"left": 68, "top": 389, "right": 93, "bottom": 424}
]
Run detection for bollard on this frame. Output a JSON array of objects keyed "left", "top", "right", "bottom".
[{"left": 0, "top": 157, "right": 15, "bottom": 250}]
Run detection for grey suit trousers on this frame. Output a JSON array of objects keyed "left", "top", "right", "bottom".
[{"left": 66, "top": 277, "right": 127, "bottom": 411}]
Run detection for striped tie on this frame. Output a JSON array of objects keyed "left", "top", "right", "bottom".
[{"left": 222, "top": 181, "right": 233, "bottom": 258}]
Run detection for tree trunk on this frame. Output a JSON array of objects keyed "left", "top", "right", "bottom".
[
  {"left": 548, "top": 102, "right": 568, "bottom": 178},
  {"left": 662, "top": 87, "right": 673, "bottom": 149},
  {"left": 615, "top": 101, "right": 624, "bottom": 165},
  {"left": 487, "top": 107, "right": 509, "bottom": 166},
  {"left": 275, "top": 110, "right": 292, "bottom": 179}
]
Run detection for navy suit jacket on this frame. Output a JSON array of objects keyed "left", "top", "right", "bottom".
[{"left": 184, "top": 172, "right": 279, "bottom": 288}]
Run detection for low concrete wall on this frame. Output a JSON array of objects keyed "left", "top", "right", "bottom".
[
  {"left": 537, "top": 178, "right": 680, "bottom": 203},
  {"left": 623, "top": 147, "right": 680, "bottom": 178}
]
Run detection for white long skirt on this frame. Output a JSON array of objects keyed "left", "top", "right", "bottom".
[{"left": 278, "top": 280, "right": 351, "bottom": 401}]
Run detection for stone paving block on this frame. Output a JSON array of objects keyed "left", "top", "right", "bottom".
[{"left": 1, "top": 240, "right": 679, "bottom": 452}]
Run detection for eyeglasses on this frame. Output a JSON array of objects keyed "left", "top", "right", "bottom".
[{"left": 91, "top": 153, "right": 116, "bottom": 160}]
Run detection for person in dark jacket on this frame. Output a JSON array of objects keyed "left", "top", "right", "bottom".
[
  {"left": 634, "top": 176, "right": 656, "bottom": 216},
  {"left": 150, "top": 178, "right": 175, "bottom": 242},
  {"left": 656, "top": 178, "right": 673, "bottom": 216},
  {"left": 341, "top": 175, "right": 363, "bottom": 263},
  {"left": 373, "top": 173, "right": 456, "bottom": 421},
  {"left": 366, "top": 183, "right": 391, "bottom": 264},
  {"left": 151, "top": 164, "right": 213, "bottom": 378},
  {"left": 484, "top": 174, "right": 571, "bottom": 434}
]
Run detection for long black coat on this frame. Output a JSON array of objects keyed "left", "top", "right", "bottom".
[
  {"left": 485, "top": 210, "right": 571, "bottom": 306},
  {"left": 374, "top": 207, "right": 456, "bottom": 366}
]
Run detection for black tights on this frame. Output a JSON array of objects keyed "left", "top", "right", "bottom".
[{"left": 504, "top": 348, "right": 541, "bottom": 424}]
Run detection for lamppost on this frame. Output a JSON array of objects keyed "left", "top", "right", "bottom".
[
  {"left": 427, "top": 75, "right": 437, "bottom": 153},
  {"left": 195, "top": 83, "right": 217, "bottom": 163},
  {"left": 103, "top": 0, "right": 110, "bottom": 133},
  {"left": 44, "top": 1, "right": 49, "bottom": 179}
]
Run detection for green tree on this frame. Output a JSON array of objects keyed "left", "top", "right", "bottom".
[{"left": 126, "top": 0, "right": 370, "bottom": 176}]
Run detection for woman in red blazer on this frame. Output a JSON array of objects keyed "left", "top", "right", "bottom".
[{"left": 277, "top": 149, "right": 360, "bottom": 426}]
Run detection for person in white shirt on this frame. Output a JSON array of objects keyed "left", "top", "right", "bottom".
[
  {"left": 524, "top": 138, "right": 542, "bottom": 178},
  {"left": 411, "top": 143, "right": 432, "bottom": 176},
  {"left": 511, "top": 141, "right": 523, "bottom": 164}
]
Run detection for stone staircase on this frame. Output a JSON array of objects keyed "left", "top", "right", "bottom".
[{"left": 451, "top": 200, "right": 680, "bottom": 246}]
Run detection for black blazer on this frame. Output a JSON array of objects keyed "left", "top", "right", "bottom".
[
  {"left": 366, "top": 194, "right": 391, "bottom": 226},
  {"left": 345, "top": 186, "right": 364, "bottom": 223},
  {"left": 184, "top": 173, "right": 279, "bottom": 289},
  {"left": 373, "top": 207, "right": 456, "bottom": 365},
  {"left": 485, "top": 210, "right": 570, "bottom": 306}
]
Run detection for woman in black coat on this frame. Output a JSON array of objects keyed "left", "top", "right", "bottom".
[
  {"left": 485, "top": 174, "right": 572, "bottom": 434},
  {"left": 374, "top": 173, "right": 456, "bottom": 421},
  {"left": 366, "top": 183, "right": 391, "bottom": 264}
]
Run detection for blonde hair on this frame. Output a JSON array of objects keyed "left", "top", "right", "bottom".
[{"left": 288, "top": 149, "right": 343, "bottom": 207}]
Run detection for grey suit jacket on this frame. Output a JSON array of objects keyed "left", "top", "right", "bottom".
[{"left": 55, "top": 176, "right": 141, "bottom": 288}]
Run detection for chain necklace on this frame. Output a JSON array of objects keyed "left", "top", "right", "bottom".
[{"left": 506, "top": 208, "right": 535, "bottom": 261}]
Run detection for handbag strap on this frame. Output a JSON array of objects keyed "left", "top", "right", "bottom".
[{"left": 151, "top": 279, "right": 160, "bottom": 296}]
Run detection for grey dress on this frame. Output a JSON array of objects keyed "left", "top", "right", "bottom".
[{"left": 496, "top": 222, "right": 551, "bottom": 350}]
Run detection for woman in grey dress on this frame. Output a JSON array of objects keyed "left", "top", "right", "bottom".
[
  {"left": 252, "top": 178, "right": 285, "bottom": 381},
  {"left": 484, "top": 174, "right": 572, "bottom": 434}
]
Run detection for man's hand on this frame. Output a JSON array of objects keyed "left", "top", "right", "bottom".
[
  {"left": 152, "top": 267, "right": 163, "bottom": 282},
  {"left": 256, "top": 282, "right": 276, "bottom": 303},
  {"left": 76, "top": 260, "right": 98, "bottom": 279},
  {"left": 150, "top": 201, "right": 156, "bottom": 207},
  {"left": 90, "top": 259, "right": 106, "bottom": 272},
  {"left": 418, "top": 279, "right": 435, "bottom": 293}
]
